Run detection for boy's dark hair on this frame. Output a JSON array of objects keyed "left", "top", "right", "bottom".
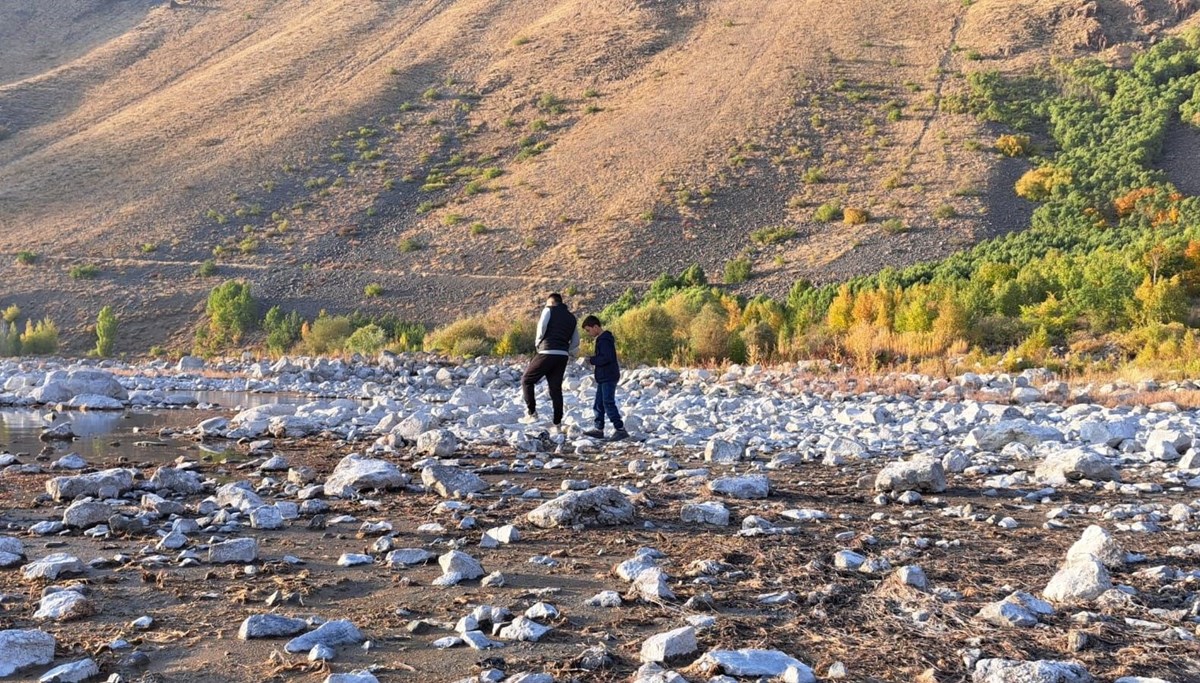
[
  {"left": 581, "top": 315, "right": 602, "bottom": 328},
  {"left": 547, "top": 292, "right": 563, "bottom": 304}
]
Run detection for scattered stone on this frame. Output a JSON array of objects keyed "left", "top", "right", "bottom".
[
  {"left": 0, "top": 629, "right": 57, "bottom": 677},
  {"left": 972, "top": 658, "right": 1092, "bottom": 683},
  {"left": 323, "top": 454, "right": 409, "bottom": 498},
  {"left": 62, "top": 500, "right": 113, "bottom": 529},
  {"left": 874, "top": 459, "right": 946, "bottom": 493},
  {"left": 22, "top": 553, "right": 85, "bottom": 581},
  {"left": 239, "top": 614, "right": 310, "bottom": 639},
  {"left": 1043, "top": 555, "right": 1112, "bottom": 603},
  {"left": 284, "top": 619, "right": 365, "bottom": 654},
  {"left": 386, "top": 549, "right": 435, "bottom": 567},
  {"left": 422, "top": 464, "right": 487, "bottom": 498},
  {"left": 526, "top": 487, "right": 635, "bottom": 528},
  {"left": 37, "top": 658, "right": 99, "bottom": 683},
  {"left": 498, "top": 616, "right": 551, "bottom": 642},
  {"left": 208, "top": 538, "right": 258, "bottom": 564},
  {"left": 704, "top": 438, "right": 745, "bottom": 464},
  {"left": 708, "top": 474, "right": 770, "bottom": 499},
  {"left": 1065, "top": 525, "right": 1124, "bottom": 569},
  {"left": 640, "top": 626, "right": 697, "bottom": 663},
  {"left": 696, "top": 649, "right": 815, "bottom": 682},
  {"left": 438, "top": 550, "right": 484, "bottom": 582},
  {"left": 416, "top": 429, "right": 458, "bottom": 457},
  {"left": 680, "top": 501, "right": 730, "bottom": 526}
]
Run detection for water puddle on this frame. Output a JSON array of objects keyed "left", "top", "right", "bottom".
[{"left": 0, "top": 391, "right": 314, "bottom": 464}]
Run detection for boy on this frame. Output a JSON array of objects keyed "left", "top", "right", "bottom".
[{"left": 581, "top": 315, "right": 628, "bottom": 441}]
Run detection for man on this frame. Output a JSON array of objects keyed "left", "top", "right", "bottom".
[
  {"left": 520, "top": 293, "right": 578, "bottom": 429},
  {"left": 581, "top": 315, "right": 628, "bottom": 441}
]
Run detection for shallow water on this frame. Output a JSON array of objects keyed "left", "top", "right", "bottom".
[{"left": 0, "top": 390, "right": 314, "bottom": 463}]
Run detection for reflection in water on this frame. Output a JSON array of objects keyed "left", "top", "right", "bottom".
[{"left": 0, "top": 390, "right": 316, "bottom": 463}]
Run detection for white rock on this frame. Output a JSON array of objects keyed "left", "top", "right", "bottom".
[
  {"left": 421, "top": 464, "right": 487, "bottom": 498},
  {"left": 249, "top": 506, "right": 285, "bottom": 530},
  {"left": 35, "top": 590, "right": 93, "bottom": 621},
  {"left": 964, "top": 420, "right": 1063, "bottom": 451},
  {"left": 526, "top": 487, "right": 635, "bottom": 528},
  {"left": 324, "top": 453, "right": 409, "bottom": 498},
  {"left": 208, "top": 538, "right": 258, "bottom": 564},
  {"left": 681, "top": 501, "right": 730, "bottom": 526},
  {"left": 386, "top": 548, "right": 435, "bottom": 567},
  {"left": 438, "top": 550, "right": 484, "bottom": 580},
  {"left": 0, "top": 629, "right": 57, "bottom": 677},
  {"left": 874, "top": 459, "right": 946, "bottom": 493},
  {"left": 972, "top": 658, "right": 1092, "bottom": 683},
  {"left": 324, "top": 670, "right": 380, "bottom": 683},
  {"left": 238, "top": 614, "right": 310, "bottom": 639},
  {"left": 22, "top": 553, "right": 85, "bottom": 580},
  {"left": 704, "top": 438, "right": 745, "bottom": 464},
  {"left": 1035, "top": 447, "right": 1119, "bottom": 485},
  {"left": 708, "top": 474, "right": 770, "bottom": 499},
  {"left": 338, "top": 553, "right": 374, "bottom": 567},
  {"left": 640, "top": 626, "right": 697, "bottom": 663},
  {"left": 697, "top": 649, "right": 815, "bottom": 682},
  {"left": 46, "top": 468, "right": 134, "bottom": 501},
  {"left": 1043, "top": 555, "right": 1112, "bottom": 603},
  {"left": 62, "top": 500, "right": 112, "bottom": 529},
  {"left": 284, "top": 620, "right": 364, "bottom": 654},
  {"left": 1065, "top": 525, "right": 1124, "bottom": 569},
  {"left": 37, "top": 658, "right": 99, "bottom": 683},
  {"left": 498, "top": 616, "right": 551, "bottom": 642}
]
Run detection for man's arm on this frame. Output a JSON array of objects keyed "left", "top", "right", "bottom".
[
  {"left": 534, "top": 307, "right": 550, "bottom": 348},
  {"left": 568, "top": 327, "right": 580, "bottom": 356}
]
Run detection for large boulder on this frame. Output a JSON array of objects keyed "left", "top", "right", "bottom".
[
  {"left": 874, "top": 459, "right": 946, "bottom": 493},
  {"left": 963, "top": 419, "right": 1063, "bottom": 451},
  {"left": 527, "top": 487, "right": 636, "bottom": 528},
  {"left": 704, "top": 438, "right": 745, "bottom": 464},
  {"left": 1043, "top": 555, "right": 1112, "bottom": 603},
  {"left": 695, "top": 649, "right": 815, "bottom": 682},
  {"left": 46, "top": 469, "right": 134, "bottom": 501},
  {"left": 1034, "top": 447, "right": 1119, "bottom": 485},
  {"left": 62, "top": 500, "right": 113, "bottom": 529},
  {"left": 973, "top": 658, "right": 1092, "bottom": 683},
  {"left": 416, "top": 429, "right": 458, "bottom": 458},
  {"left": 0, "top": 629, "right": 57, "bottom": 677},
  {"left": 151, "top": 466, "right": 205, "bottom": 495},
  {"left": 284, "top": 620, "right": 364, "bottom": 654},
  {"left": 323, "top": 454, "right": 409, "bottom": 498},
  {"left": 708, "top": 475, "right": 770, "bottom": 499},
  {"left": 1065, "top": 525, "right": 1125, "bottom": 569},
  {"left": 421, "top": 465, "right": 487, "bottom": 499},
  {"left": 63, "top": 369, "right": 128, "bottom": 400}
]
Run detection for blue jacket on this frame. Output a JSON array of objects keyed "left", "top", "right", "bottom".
[{"left": 588, "top": 330, "right": 620, "bottom": 384}]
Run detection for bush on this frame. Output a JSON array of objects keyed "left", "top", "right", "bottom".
[
  {"left": 750, "top": 225, "right": 797, "bottom": 245},
  {"left": 196, "top": 259, "right": 218, "bottom": 277},
  {"left": 843, "top": 207, "right": 869, "bottom": 225},
  {"left": 494, "top": 319, "right": 537, "bottom": 356},
  {"left": 302, "top": 313, "right": 353, "bottom": 355},
  {"left": 94, "top": 306, "right": 117, "bottom": 357},
  {"left": 611, "top": 303, "right": 677, "bottom": 363},
  {"left": 813, "top": 201, "right": 842, "bottom": 222},
  {"left": 69, "top": 264, "right": 100, "bottom": 280},
  {"left": 20, "top": 318, "right": 58, "bottom": 355},
  {"left": 2, "top": 305, "right": 19, "bottom": 323},
  {"left": 364, "top": 283, "right": 384, "bottom": 297},
  {"left": 995, "top": 134, "right": 1032, "bottom": 157},
  {"left": 200, "top": 280, "right": 257, "bottom": 350},
  {"left": 723, "top": 257, "right": 752, "bottom": 284},
  {"left": 0, "top": 321, "right": 19, "bottom": 356},
  {"left": 15, "top": 251, "right": 36, "bottom": 265},
  {"left": 345, "top": 323, "right": 388, "bottom": 355},
  {"left": 689, "top": 304, "right": 732, "bottom": 361},
  {"left": 263, "top": 306, "right": 304, "bottom": 355},
  {"left": 426, "top": 317, "right": 492, "bottom": 356},
  {"left": 932, "top": 204, "right": 957, "bottom": 219},
  {"left": 882, "top": 218, "right": 908, "bottom": 234},
  {"left": 398, "top": 237, "right": 422, "bottom": 252},
  {"left": 1014, "top": 166, "right": 1070, "bottom": 201}
]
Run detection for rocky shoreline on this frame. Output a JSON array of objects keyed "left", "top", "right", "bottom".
[{"left": 1, "top": 355, "right": 1199, "bottom": 682}]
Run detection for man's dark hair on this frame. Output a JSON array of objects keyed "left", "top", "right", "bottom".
[
  {"left": 547, "top": 293, "right": 563, "bottom": 305},
  {"left": 582, "top": 315, "right": 601, "bottom": 328}
]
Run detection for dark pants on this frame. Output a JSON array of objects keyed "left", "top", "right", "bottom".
[
  {"left": 522, "top": 353, "right": 568, "bottom": 424},
  {"left": 592, "top": 381, "right": 624, "bottom": 431}
]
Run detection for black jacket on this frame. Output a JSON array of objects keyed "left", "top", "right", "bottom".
[{"left": 588, "top": 330, "right": 620, "bottom": 383}]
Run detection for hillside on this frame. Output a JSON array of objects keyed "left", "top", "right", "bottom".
[{"left": 0, "top": 0, "right": 1196, "bottom": 352}]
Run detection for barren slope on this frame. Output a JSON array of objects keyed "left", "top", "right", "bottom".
[{"left": 0, "top": 0, "right": 1195, "bottom": 351}]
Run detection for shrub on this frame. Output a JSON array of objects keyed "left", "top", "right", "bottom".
[
  {"left": 611, "top": 303, "right": 677, "bottom": 363},
  {"left": 69, "top": 264, "right": 100, "bottom": 280},
  {"left": 494, "top": 319, "right": 537, "bottom": 356},
  {"left": 345, "top": 323, "right": 388, "bottom": 355},
  {"left": 15, "top": 251, "right": 36, "bottom": 265},
  {"left": 995, "top": 134, "right": 1032, "bottom": 157},
  {"left": 398, "top": 237, "right": 422, "bottom": 252},
  {"left": 0, "top": 321, "right": 20, "bottom": 356},
  {"left": 813, "top": 201, "right": 842, "bottom": 222},
  {"left": 1014, "top": 166, "right": 1070, "bottom": 201},
  {"left": 19, "top": 318, "right": 58, "bottom": 355},
  {"left": 537, "top": 92, "right": 564, "bottom": 114},
  {"left": 932, "top": 204, "right": 957, "bottom": 219},
  {"left": 302, "top": 313, "right": 353, "bottom": 355},
  {"left": 2, "top": 305, "right": 19, "bottom": 323},
  {"left": 443, "top": 213, "right": 463, "bottom": 226},
  {"left": 723, "top": 257, "right": 752, "bottom": 284},
  {"left": 689, "top": 304, "right": 732, "bottom": 361},
  {"left": 470, "top": 222, "right": 487, "bottom": 236},
  {"left": 803, "top": 167, "right": 826, "bottom": 183},
  {"left": 263, "top": 306, "right": 304, "bottom": 355},
  {"left": 882, "top": 218, "right": 908, "bottom": 234},
  {"left": 843, "top": 208, "right": 869, "bottom": 225},
  {"left": 196, "top": 259, "right": 218, "bottom": 277},
  {"left": 364, "top": 283, "right": 384, "bottom": 297},
  {"left": 750, "top": 225, "right": 797, "bottom": 245},
  {"left": 200, "top": 280, "right": 257, "bottom": 350},
  {"left": 426, "top": 317, "right": 492, "bottom": 356},
  {"left": 94, "top": 306, "right": 117, "bottom": 357}
]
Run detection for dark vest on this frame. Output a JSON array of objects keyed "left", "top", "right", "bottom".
[{"left": 538, "top": 305, "right": 576, "bottom": 352}]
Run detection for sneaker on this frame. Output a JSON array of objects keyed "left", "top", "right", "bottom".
[
  {"left": 583, "top": 428, "right": 605, "bottom": 439},
  {"left": 609, "top": 429, "right": 630, "bottom": 441},
  {"left": 518, "top": 413, "right": 539, "bottom": 424},
  {"left": 549, "top": 424, "right": 562, "bottom": 437}
]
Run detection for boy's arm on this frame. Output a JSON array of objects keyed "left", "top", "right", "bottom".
[{"left": 591, "top": 334, "right": 614, "bottom": 366}]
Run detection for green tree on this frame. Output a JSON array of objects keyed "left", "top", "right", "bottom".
[
  {"left": 95, "top": 306, "right": 117, "bottom": 357},
  {"left": 200, "top": 280, "right": 257, "bottom": 351}
]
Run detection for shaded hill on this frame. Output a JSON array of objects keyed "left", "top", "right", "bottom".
[{"left": 0, "top": 0, "right": 1195, "bottom": 352}]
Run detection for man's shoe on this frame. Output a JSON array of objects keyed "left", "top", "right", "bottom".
[
  {"left": 583, "top": 428, "right": 605, "bottom": 439},
  {"left": 609, "top": 429, "right": 630, "bottom": 441},
  {"left": 518, "top": 413, "right": 539, "bottom": 424}
]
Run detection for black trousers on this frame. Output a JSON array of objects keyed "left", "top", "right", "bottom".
[{"left": 521, "top": 353, "right": 569, "bottom": 424}]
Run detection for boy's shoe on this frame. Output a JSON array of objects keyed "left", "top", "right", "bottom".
[
  {"left": 583, "top": 428, "right": 606, "bottom": 439},
  {"left": 609, "top": 429, "right": 630, "bottom": 441},
  {"left": 518, "top": 413, "right": 539, "bottom": 424}
]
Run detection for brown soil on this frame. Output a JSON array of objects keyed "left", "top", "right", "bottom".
[
  {"left": 2, "top": 436, "right": 1199, "bottom": 682},
  {"left": 0, "top": 1, "right": 1197, "bottom": 353}
]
